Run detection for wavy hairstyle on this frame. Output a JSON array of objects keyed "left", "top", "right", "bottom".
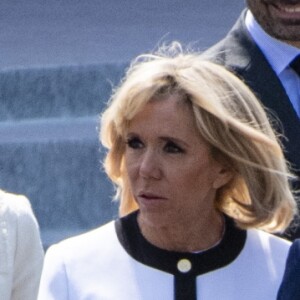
[{"left": 100, "top": 43, "right": 297, "bottom": 233}]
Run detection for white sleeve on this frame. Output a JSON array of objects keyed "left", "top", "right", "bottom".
[
  {"left": 38, "top": 244, "right": 69, "bottom": 300},
  {"left": 6, "top": 194, "right": 44, "bottom": 300}
]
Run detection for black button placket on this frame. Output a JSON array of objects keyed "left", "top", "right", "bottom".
[
  {"left": 115, "top": 211, "right": 246, "bottom": 300},
  {"left": 174, "top": 258, "right": 196, "bottom": 300}
]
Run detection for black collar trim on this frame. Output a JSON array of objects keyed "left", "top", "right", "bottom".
[{"left": 115, "top": 210, "right": 246, "bottom": 276}]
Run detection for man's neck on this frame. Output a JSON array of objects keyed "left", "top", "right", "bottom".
[
  {"left": 246, "top": 10, "right": 300, "bottom": 50},
  {"left": 284, "top": 40, "right": 300, "bottom": 49}
]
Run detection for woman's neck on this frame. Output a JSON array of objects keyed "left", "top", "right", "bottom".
[{"left": 137, "top": 211, "right": 225, "bottom": 253}]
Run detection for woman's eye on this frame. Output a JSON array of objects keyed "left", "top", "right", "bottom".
[
  {"left": 164, "top": 141, "right": 184, "bottom": 154},
  {"left": 126, "top": 137, "right": 143, "bottom": 149}
]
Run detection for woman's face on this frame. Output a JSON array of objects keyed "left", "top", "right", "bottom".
[{"left": 124, "top": 95, "right": 230, "bottom": 228}]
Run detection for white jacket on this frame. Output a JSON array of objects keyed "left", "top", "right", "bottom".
[
  {"left": 38, "top": 211, "right": 290, "bottom": 300},
  {"left": 0, "top": 190, "right": 44, "bottom": 300}
]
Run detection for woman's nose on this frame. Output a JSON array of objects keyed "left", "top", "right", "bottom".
[{"left": 139, "top": 150, "right": 162, "bottom": 180}]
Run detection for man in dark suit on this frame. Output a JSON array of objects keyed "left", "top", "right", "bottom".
[
  {"left": 277, "top": 239, "right": 300, "bottom": 299},
  {"left": 204, "top": 0, "right": 300, "bottom": 240}
]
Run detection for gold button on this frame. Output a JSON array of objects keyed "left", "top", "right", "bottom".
[{"left": 177, "top": 258, "right": 192, "bottom": 273}]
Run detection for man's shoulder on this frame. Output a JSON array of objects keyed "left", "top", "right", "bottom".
[
  {"left": 202, "top": 10, "right": 263, "bottom": 72},
  {"left": 290, "top": 239, "right": 300, "bottom": 258},
  {"left": 277, "top": 239, "right": 300, "bottom": 299},
  {"left": 202, "top": 12, "right": 279, "bottom": 99}
]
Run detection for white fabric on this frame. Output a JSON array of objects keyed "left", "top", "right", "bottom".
[
  {"left": 0, "top": 190, "right": 44, "bottom": 300},
  {"left": 38, "top": 220, "right": 290, "bottom": 300}
]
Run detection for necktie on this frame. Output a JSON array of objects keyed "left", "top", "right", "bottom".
[
  {"left": 290, "top": 55, "right": 300, "bottom": 76},
  {"left": 290, "top": 55, "right": 300, "bottom": 118}
]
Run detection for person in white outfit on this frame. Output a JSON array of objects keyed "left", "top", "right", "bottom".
[
  {"left": 38, "top": 44, "right": 297, "bottom": 300},
  {"left": 0, "top": 190, "right": 44, "bottom": 300}
]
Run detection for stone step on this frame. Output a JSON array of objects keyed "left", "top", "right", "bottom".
[
  {"left": 0, "top": 63, "right": 127, "bottom": 121},
  {"left": 0, "top": 62, "right": 127, "bottom": 247},
  {"left": 0, "top": 117, "right": 118, "bottom": 248}
]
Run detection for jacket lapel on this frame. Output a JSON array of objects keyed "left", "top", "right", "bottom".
[{"left": 205, "top": 10, "right": 300, "bottom": 174}]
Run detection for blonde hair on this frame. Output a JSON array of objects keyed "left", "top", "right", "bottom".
[{"left": 100, "top": 43, "right": 297, "bottom": 233}]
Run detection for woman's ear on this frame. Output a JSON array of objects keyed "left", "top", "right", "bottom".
[{"left": 212, "top": 166, "right": 234, "bottom": 189}]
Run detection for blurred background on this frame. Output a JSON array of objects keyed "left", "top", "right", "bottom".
[{"left": 0, "top": 0, "right": 245, "bottom": 248}]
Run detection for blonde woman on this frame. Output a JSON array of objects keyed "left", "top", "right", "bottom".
[{"left": 39, "top": 44, "right": 297, "bottom": 300}]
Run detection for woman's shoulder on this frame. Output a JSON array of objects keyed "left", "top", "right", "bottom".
[
  {"left": 0, "top": 190, "right": 36, "bottom": 221},
  {"left": 61, "top": 220, "right": 116, "bottom": 245},
  {"left": 46, "top": 220, "right": 119, "bottom": 260},
  {"left": 248, "top": 229, "right": 291, "bottom": 246},
  {"left": 235, "top": 229, "right": 291, "bottom": 285},
  {"left": 0, "top": 190, "right": 42, "bottom": 248},
  {"left": 0, "top": 190, "right": 30, "bottom": 210},
  {"left": 246, "top": 229, "right": 291, "bottom": 260}
]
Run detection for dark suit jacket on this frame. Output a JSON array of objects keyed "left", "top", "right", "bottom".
[
  {"left": 277, "top": 239, "right": 300, "bottom": 300},
  {"left": 204, "top": 9, "right": 300, "bottom": 240}
]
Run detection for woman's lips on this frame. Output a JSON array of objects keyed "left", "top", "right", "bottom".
[
  {"left": 137, "top": 192, "right": 167, "bottom": 206},
  {"left": 138, "top": 192, "right": 166, "bottom": 200}
]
